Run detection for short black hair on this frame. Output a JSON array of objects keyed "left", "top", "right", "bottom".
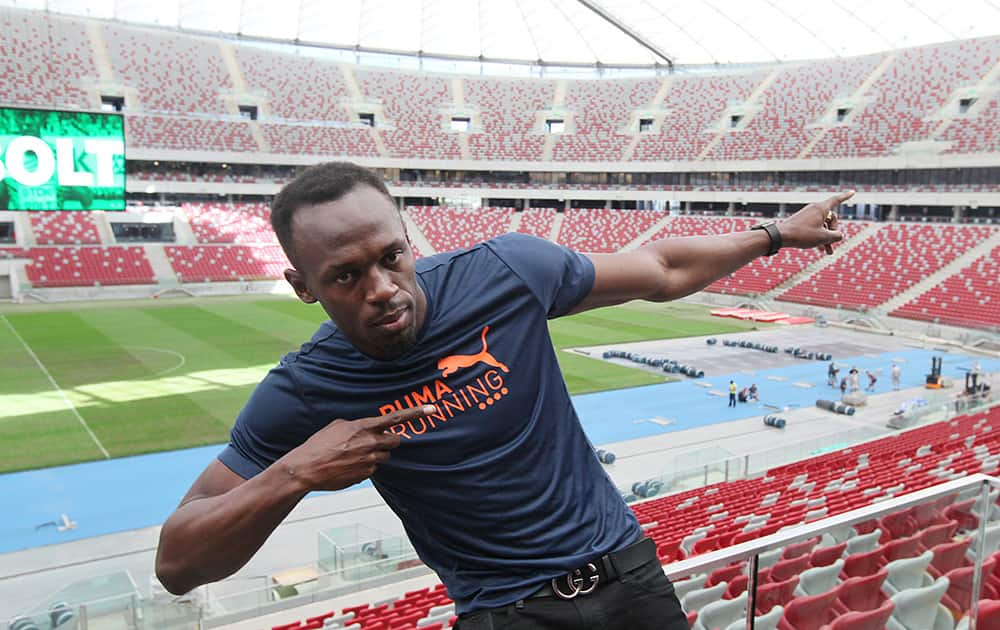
[{"left": 271, "top": 161, "right": 393, "bottom": 262}]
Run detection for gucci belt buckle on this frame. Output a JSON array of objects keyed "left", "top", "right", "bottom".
[{"left": 551, "top": 562, "right": 600, "bottom": 600}]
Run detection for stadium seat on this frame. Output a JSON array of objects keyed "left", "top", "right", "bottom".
[
  {"left": 755, "top": 575, "right": 799, "bottom": 615},
  {"left": 809, "top": 542, "right": 847, "bottom": 568},
  {"left": 725, "top": 574, "right": 749, "bottom": 599},
  {"left": 842, "top": 547, "right": 885, "bottom": 579},
  {"left": 724, "top": 604, "right": 783, "bottom": 630},
  {"left": 681, "top": 582, "right": 728, "bottom": 614},
  {"left": 767, "top": 555, "right": 810, "bottom": 583},
  {"left": 883, "top": 551, "right": 935, "bottom": 596},
  {"left": 846, "top": 529, "right": 883, "bottom": 554},
  {"left": 781, "top": 537, "right": 821, "bottom": 560},
  {"left": 887, "top": 576, "right": 953, "bottom": 630},
  {"left": 882, "top": 534, "right": 925, "bottom": 564},
  {"left": 672, "top": 573, "right": 709, "bottom": 602},
  {"left": 795, "top": 559, "right": 843, "bottom": 596},
  {"left": 692, "top": 591, "right": 747, "bottom": 630},
  {"left": 954, "top": 599, "right": 1000, "bottom": 630},
  {"left": 820, "top": 599, "right": 894, "bottom": 630},
  {"left": 832, "top": 568, "right": 889, "bottom": 614},
  {"left": 777, "top": 590, "right": 837, "bottom": 630},
  {"left": 941, "top": 557, "right": 999, "bottom": 615},
  {"left": 928, "top": 539, "right": 973, "bottom": 577},
  {"left": 965, "top": 522, "right": 1000, "bottom": 562},
  {"left": 706, "top": 562, "right": 745, "bottom": 587},
  {"left": 920, "top": 521, "right": 960, "bottom": 551}
]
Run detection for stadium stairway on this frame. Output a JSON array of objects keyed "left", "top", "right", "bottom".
[
  {"left": 94, "top": 214, "right": 115, "bottom": 244},
  {"left": 507, "top": 211, "right": 522, "bottom": 234},
  {"left": 400, "top": 210, "right": 436, "bottom": 256},
  {"left": 697, "top": 68, "right": 782, "bottom": 160},
  {"left": 620, "top": 77, "right": 672, "bottom": 161},
  {"left": 84, "top": 21, "right": 119, "bottom": 99},
  {"left": 451, "top": 77, "right": 473, "bottom": 161},
  {"left": 548, "top": 212, "right": 566, "bottom": 243},
  {"left": 762, "top": 222, "right": 881, "bottom": 300},
  {"left": 797, "top": 52, "right": 899, "bottom": 159},
  {"left": 143, "top": 245, "right": 178, "bottom": 282},
  {"left": 876, "top": 228, "right": 1000, "bottom": 317},
  {"left": 173, "top": 210, "right": 200, "bottom": 245},
  {"left": 218, "top": 42, "right": 270, "bottom": 152},
  {"left": 930, "top": 55, "right": 1000, "bottom": 141},
  {"left": 340, "top": 65, "right": 391, "bottom": 159},
  {"left": 539, "top": 81, "right": 567, "bottom": 162},
  {"left": 621, "top": 215, "right": 674, "bottom": 252},
  {"left": 11, "top": 214, "right": 33, "bottom": 246}
]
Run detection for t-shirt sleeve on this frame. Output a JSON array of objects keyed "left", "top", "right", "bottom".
[
  {"left": 485, "top": 233, "right": 595, "bottom": 318},
  {"left": 217, "top": 362, "right": 312, "bottom": 479}
]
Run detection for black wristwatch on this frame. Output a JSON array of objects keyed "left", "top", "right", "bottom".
[{"left": 751, "top": 221, "right": 782, "bottom": 257}]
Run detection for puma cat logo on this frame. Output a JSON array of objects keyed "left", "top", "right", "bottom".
[{"left": 437, "top": 325, "right": 509, "bottom": 378}]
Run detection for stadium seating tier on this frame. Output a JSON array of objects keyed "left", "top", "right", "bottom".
[
  {"left": 270, "top": 404, "right": 1000, "bottom": 630},
  {"left": 29, "top": 212, "right": 101, "bottom": 245},
  {"left": 6, "top": 10, "right": 998, "bottom": 162},
  {"left": 777, "top": 224, "right": 993, "bottom": 310},
  {"left": 891, "top": 245, "right": 1000, "bottom": 330},
  {"left": 2, "top": 246, "right": 155, "bottom": 287}
]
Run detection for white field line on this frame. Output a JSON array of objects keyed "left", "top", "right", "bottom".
[{"left": 0, "top": 314, "right": 110, "bottom": 459}]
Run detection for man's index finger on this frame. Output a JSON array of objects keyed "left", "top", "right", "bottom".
[{"left": 364, "top": 405, "right": 437, "bottom": 431}]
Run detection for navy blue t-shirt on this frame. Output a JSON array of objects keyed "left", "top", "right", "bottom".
[{"left": 219, "top": 233, "right": 642, "bottom": 613}]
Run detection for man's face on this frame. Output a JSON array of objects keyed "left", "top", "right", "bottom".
[{"left": 284, "top": 185, "right": 425, "bottom": 360}]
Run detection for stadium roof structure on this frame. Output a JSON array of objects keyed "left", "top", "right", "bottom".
[{"left": 6, "top": 0, "right": 1000, "bottom": 70}]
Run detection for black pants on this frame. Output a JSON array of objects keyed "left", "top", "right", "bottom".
[
  {"left": 453, "top": 558, "right": 690, "bottom": 630},
  {"left": 728, "top": 393, "right": 737, "bottom": 407}
]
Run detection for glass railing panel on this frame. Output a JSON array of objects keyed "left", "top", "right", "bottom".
[{"left": 665, "top": 475, "right": 998, "bottom": 630}]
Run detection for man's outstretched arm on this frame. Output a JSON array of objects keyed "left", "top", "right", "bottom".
[
  {"left": 572, "top": 191, "right": 853, "bottom": 313},
  {"left": 155, "top": 405, "right": 435, "bottom": 595}
]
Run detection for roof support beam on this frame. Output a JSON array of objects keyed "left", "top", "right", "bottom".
[{"left": 576, "top": 0, "right": 673, "bottom": 70}]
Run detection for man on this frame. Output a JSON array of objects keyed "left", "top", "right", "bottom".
[
  {"left": 748, "top": 383, "right": 759, "bottom": 402},
  {"left": 849, "top": 367, "right": 860, "bottom": 393},
  {"left": 866, "top": 370, "right": 878, "bottom": 392},
  {"left": 827, "top": 361, "right": 839, "bottom": 387},
  {"left": 155, "top": 162, "right": 849, "bottom": 629},
  {"left": 891, "top": 363, "right": 901, "bottom": 390},
  {"left": 729, "top": 380, "right": 738, "bottom": 407}
]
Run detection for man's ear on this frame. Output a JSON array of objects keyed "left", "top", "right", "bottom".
[{"left": 284, "top": 268, "right": 317, "bottom": 304}]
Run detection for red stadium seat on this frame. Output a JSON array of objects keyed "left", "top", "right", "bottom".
[
  {"left": 777, "top": 590, "right": 838, "bottom": 630},
  {"left": 756, "top": 575, "right": 799, "bottom": 615},
  {"left": 810, "top": 543, "right": 847, "bottom": 568},
  {"left": 832, "top": 568, "right": 889, "bottom": 614},
  {"left": 821, "top": 599, "right": 894, "bottom": 630}
]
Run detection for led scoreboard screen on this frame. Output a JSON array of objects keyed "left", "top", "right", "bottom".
[{"left": 0, "top": 107, "right": 125, "bottom": 211}]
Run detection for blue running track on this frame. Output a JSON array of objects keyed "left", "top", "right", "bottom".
[{"left": 1, "top": 349, "right": 995, "bottom": 553}]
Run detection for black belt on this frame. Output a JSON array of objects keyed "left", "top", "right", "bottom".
[{"left": 528, "top": 537, "right": 657, "bottom": 600}]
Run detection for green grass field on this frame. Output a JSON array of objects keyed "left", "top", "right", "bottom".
[{"left": 0, "top": 297, "right": 762, "bottom": 473}]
